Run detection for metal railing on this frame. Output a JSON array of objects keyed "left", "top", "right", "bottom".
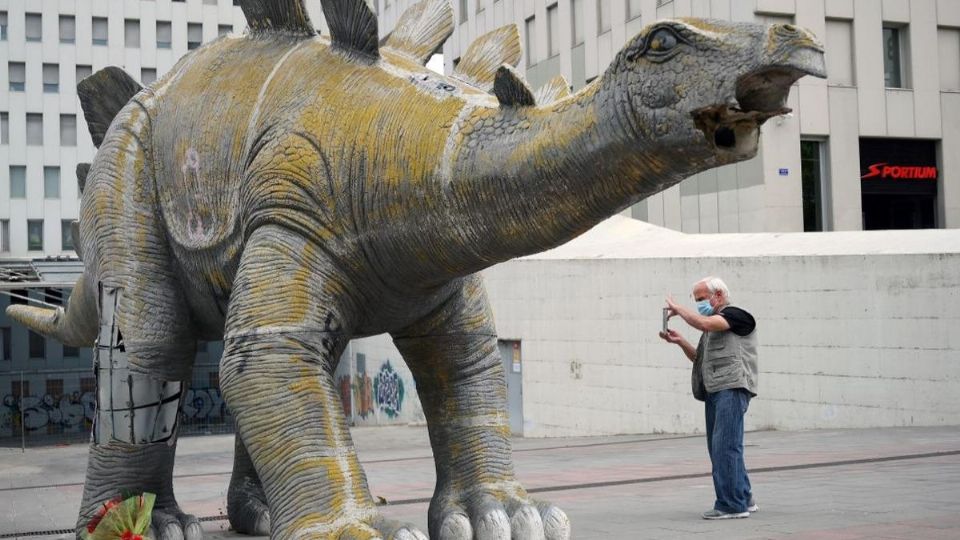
[{"left": 0, "top": 364, "right": 234, "bottom": 450}]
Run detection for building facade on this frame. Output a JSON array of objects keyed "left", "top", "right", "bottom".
[{"left": 444, "top": 0, "right": 960, "bottom": 233}]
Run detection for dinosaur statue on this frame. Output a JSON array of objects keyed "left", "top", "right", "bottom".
[{"left": 7, "top": 0, "right": 825, "bottom": 538}]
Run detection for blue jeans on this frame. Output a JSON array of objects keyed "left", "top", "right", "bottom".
[{"left": 705, "top": 388, "right": 752, "bottom": 513}]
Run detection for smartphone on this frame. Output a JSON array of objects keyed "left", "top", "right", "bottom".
[{"left": 662, "top": 307, "right": 670, "bottom": 333}]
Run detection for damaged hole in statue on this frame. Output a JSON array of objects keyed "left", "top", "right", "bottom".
[{"left": 715, "top": 126, "right": 736, "bottom": 148}]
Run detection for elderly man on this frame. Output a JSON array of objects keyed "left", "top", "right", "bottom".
[{"left": 660, "top": 277, "right": 758, "bottom": 520}]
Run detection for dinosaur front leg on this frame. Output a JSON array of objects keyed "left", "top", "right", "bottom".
[
  {"left": 393, "top": 276, "right": 570, "bottom": 540},
  {"left": 220, "top": 226, "right": 425, "bottom": 539}
]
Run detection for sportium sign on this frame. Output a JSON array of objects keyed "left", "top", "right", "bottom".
[{"left": 861, "top": 163, "right": 938, "bottom": 180}]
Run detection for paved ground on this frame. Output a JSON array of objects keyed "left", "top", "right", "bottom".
[{"left": 1, "top": 425, "right": 959, "bottom": 539}]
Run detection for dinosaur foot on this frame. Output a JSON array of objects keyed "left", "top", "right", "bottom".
[
  {"left": 430, "top": 482, "right": 570, "bottom": 540},
  {"left": 280, "top": 514, "right": 426, "bottom": 540},
  {"left": 227, "top": 473, "right": 271, "bottom": 536},
  {"left": 147, "top": 508, "right": 203, "bottom": 540}
]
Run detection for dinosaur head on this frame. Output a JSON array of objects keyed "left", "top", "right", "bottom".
[{"left": 601, "top": 18, "right": 825, "bottom": 169}]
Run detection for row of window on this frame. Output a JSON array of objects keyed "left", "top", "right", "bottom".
[
  {"left": 0, "top": 219, "right": 76, "bottom": 252},
  {"left": 516, "top": 5, "right": 956, "bottom": 92},
  {"left": 6, "top": 64, "right": 160, "bottom": 94},
  {"left": 0, "top": 112, "right": 78, "bottom": 146},
  {"left": 518, "top": 1, "right": 668, "bottom": 67},
  {"left": 1, "top": 11, "right": 231, "bottom": 50},
  {"left": 6, "top": 165, "right": 73, "bottom": 200}
]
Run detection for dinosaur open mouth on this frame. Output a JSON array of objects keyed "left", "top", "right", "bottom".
[{"left": 691, "top": 66, "right": 808, "bottom": 156}]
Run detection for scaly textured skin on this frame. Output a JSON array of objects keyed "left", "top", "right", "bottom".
[{"left": 7, "top": 10, "right": 825, "bottom": 540}]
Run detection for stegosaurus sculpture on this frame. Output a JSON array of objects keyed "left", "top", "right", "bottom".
[{"left": 8, "top": 0, "right": 824, "bottom": 538}]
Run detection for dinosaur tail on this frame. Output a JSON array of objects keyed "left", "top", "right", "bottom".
[{"left": 6, "top": 272, "right": 98, "bottom": 347}]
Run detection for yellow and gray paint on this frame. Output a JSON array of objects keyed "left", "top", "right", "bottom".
[{"left": 4, "top": 0, "right": 824, "bottom": 538}]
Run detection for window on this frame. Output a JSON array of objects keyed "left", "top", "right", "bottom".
[
  {"left": 60, "top": 15, "right": 75, "bottom": 43},
  {"left": 9, "top": 62, "right": 25, "bottom": 91},
  {"left": 45, "top": 167, "right": 60, "bottom": 199},
  {"left": 60, "top": 114, "right": 76, "bottom": 146},
  {"left": 27, "top": 220, "right": 44, "bottom": 251},
  {"left": 1, "top": 112, "right": 7, "bottom": 144},
  {"left": 29, "top": 330, "right": 45, "bottom": 359},
  {"left": 597, "top": 1, "right": 611, "bottom": 34},
  {"left": 157, "top": 21, "right": 172, "bottom": 49},
  {"left": 883, "top": 26, "right": 904, "bottom": 88},
  {"left": 46, "top": 379, "right": 64, "bottom": 398},
  {"left": 572, "top": 0, "right": 584, "bottom": 45},
  {"left": 10, "top": 166, "right": 26, "bottom": 198},
  {"left": 938, "top": 27, "right": 960, "bottom": 91},
  {"left": 525, "top": 17, "right": 536, "bottom": 67},
  {"left": 459, "top": 0, "right": 468, "bottom": 24},
  {"left": 11, "top": 380, "right": 30, "bottom": 400},
  {"left": 81, "top": 377, "right": 96, "bottom": 394},
  {"left": 627, "top": 0, "right": 643, "bottom": 20},
  {"left": 801, "top": 141, "right": 826, "bottom": 232},
  {"left": 0, "top": 11, "right": 7, "bottom": 41},
  {"left": 62, "top": 220, "right": 75, "bottom": 251},
  {"left": 43, "top": 64, "right": 59, "bottom": 93},
  {"left": 44, "top": 289, "right": 63, "bottom": 306},
  {"left": 10, "top": 289, "right": 27, "bottom": 305},
  {"left": 125, "top": 19, "right": 140, "bottom": 48},
  {"left": 26, "top": 13, "right": 42, "bottom": 42},
  {"left": 141, "top": 68, "right": 157, "bottom": 85},
  {"left": 477, "top": 0, "right": 484, "bottom": 14},
  {"left": 1, "top": 327, "right": 10, "bottom": 361},
  {"left": 27, "top": 114, "right": 43, "bottom": 145},
  {"left": 825, "top": 19, "right": 855, "bottom": 86},
  {"left": 77, "top": 64, "right": 92, "bottom": 82},
  {"left": 92, "top": 17, "right": 108, "bottom": 46},
  {"left": 63, "top": 345, "right": 80, "bottom": 358},
  {"left": 218, "top": 24, "right": 232, "bottom": 36},
  {"left": 188, "top": 23, "right": 202, "bottom": 49},
  {"left": 1, "top": 220, "right": 8, "bottom": 252},
  {"left": 547, "top": 4, "right": 560, "bottom": 58},
  {"left": 204, "top": 0, "right": 218, "bottom": 4}
]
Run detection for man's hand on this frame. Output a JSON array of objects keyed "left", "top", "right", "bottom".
[
  {"left": 658, "top": 325, "right": 697, "bottom": 362},
  {"left": 659, "top": 329, "right": 684, "bottom": 344},
  {"left": 664, "top": 296, "right": 681, "bottom": 319}
]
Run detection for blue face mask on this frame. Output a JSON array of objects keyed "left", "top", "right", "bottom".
[{"left": 696, "top": 299, "right": 714, "bottom": 316}]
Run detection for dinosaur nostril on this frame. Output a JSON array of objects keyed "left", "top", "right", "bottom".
[{"left": 782, "top": 24, "right": 797, "bottom": 33}]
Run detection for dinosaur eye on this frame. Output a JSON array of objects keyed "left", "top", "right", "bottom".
[{"left": 648, "top": 28, "right": 678, "bottom": 52}]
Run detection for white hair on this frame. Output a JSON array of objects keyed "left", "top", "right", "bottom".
[{"left": 695, "top": 276, "right": 731, "bottom": 300}]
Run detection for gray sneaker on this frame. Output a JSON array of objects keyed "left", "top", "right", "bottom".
[{"left": 702, "top": 509, "right": 750, "bottom": 520}]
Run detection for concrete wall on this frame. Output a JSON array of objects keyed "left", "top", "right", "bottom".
[{"left": 351, "top": 217, "right": 960, "bottom": 437}]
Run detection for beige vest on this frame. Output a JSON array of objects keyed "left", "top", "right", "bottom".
[{"left": 691, "top": 307, "right": 758, "bottom": 401}]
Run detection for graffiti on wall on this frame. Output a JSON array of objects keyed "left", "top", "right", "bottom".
[
  {"left": 373, "top": 361, "right": 404, "bottom": 418},
  {"left": 181, "top": 387, "right": 227, "bottom": 421},
  {"left": 1, "top": 386, "right": 230, "bottom": 438},
  {"left": 337, "top": 372, "right": 374, "bottom": 420},
  {"left": 335, "top": 359, "right": 408, "bottom": 421},
  {"left": 1, "top": 392, "right": 96, "bottom": 435}
]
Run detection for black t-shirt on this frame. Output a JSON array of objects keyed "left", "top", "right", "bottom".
[{"left": 719, "top": 306, "right": 756, "bottom": 337}]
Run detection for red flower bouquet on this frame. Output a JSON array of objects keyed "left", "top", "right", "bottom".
[{"left": 84, "top": 493, "right": 156, "bottom": 540}]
